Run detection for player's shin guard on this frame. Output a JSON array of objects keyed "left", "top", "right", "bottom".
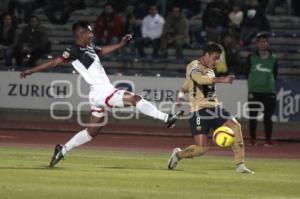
[
  {"left": 177, "top": 145, "right": 209, "bottom": 159},
  {"left": 231, "top": 123, "right": 245, "bottom": 165},
  {"left": 136, "top": 99, "right": 168, "bottom": 122}
]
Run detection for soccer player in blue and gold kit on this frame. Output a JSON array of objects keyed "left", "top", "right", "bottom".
[{"left": 168, "top": 42, "right": 254, "bottom": 174}]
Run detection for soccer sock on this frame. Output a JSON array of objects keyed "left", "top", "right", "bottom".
[
  {"left": 136, "top": 99, "right": 168, "bottom": 122},
  {"left": 230, "top": 123, "right": 245, "bottom": 165},
  {"left": 177, "top": 145, "right": 208, "bottom": 159},
  {"left": 61, "top": 129, "right": 93, "bottom": 156}
]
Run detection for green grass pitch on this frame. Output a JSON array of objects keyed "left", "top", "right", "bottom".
[{"left": 0, "top": 146, "right": 300, "bottom": 199}]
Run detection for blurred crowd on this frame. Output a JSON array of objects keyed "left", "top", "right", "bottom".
[
  {"left": 0, "top": 0, "right": 299, "bottom": 75},
  {"left": 0, "top": 0, "right": 84, "bottom": 68}
]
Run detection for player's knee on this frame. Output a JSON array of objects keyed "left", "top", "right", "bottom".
[
  {"left": 123, "top": 91, "right": 142, "bottom": 106},
  {"left": 232, "top": 123, "right": 244, "bottom": 146},
  {"left": 224, "top": 119, "right": 241, "bottom": 133},
  {"left": 87, "top": 126, "right": 102, "bottom": 137},
  {"left": 234, "top": 122, "right": 242, "bottom": 131},
  {"left": 128, "top": 95, "right": 142, "bottom": 106}
]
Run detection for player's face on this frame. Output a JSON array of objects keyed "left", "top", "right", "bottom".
[
  {"left": 204, "top": 52, "right": 220, "bottom": 69},
  {"left": 81, "top": 27, "right": 94, "bottom": 44}
]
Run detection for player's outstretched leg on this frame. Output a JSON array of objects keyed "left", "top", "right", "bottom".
[
  {"left": 49, "top": 129, "right": 93, "bottom": 167},
  {"left": 49, "top": 144, "right": 64, "bottom": 167},
  {"left": 165, "top": 110, "right": 184, "bottom": 128},
  {"left": 167, "top": 144, "right": 209, "bottom": 170},
  {"left": 49, "top": 116, "right": 104, "bottom": 167},
  {"left": 224, "top": 120, "right": 254, "bottom": 174},
  {"left": 236, "top": 163, "right": 254, "bottom": 174},
  {"left": 123, "top": 92, "right": 184, "bottom": 128}
]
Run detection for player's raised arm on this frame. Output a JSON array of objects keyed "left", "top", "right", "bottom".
[
  {"left": 212, "top": 75, "right": 235, "bottom": 84},
  {"left": 20, "top": 57, "right": 64, "bottom": 78},
  {"left": 99, "top": 34, "right": 132, "bottom": 56},
  {"left": 176, "top": 80, "right": 190, "bottom": 107},
  {"left": 191, "top": 72, "right": 235, "bottom": 85}
]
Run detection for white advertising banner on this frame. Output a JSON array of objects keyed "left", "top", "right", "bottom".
[{"left": 0, "top": 71, "right": 247, "bottom": 118}]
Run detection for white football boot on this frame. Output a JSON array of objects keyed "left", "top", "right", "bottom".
[
  {"left": 167, "top": 148, "right": 181, "bottom": 170},
  {"left": 236, "top": 163, "right": 255, "bottom": 174}
]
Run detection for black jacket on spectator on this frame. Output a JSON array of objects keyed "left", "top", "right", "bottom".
[
  {"left": 17, "top": 25, "right": 48, "bottom": 52},
  {"left": 14, "top": 23, "right": 50, "bottom": 67},
  {"left": 44, "top": 0, "right": 85, "bottom": 24},
  {"left": 0, "top": 21, "right": 16, "bottom": 46},
  {"left": 242, "top": 5, "right": 270, "bottom": 31},
  {"left": 202, "top": 0, "right": 230, "bottom": 29}
]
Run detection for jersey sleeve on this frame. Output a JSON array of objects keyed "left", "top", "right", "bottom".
[
  {"left": 181, "top": 79, "right": 190, "bottom": 92},
  {"left": 57, "top": 46, "right": 78, "bottom": 63},
  {"left": 91, "top": 41, "right": 102, "bottom": 55},
  {"left": 188, "top": 61, "right": 214, "bottom": 85},
  {"left": 93, "top": 45, "right": 102, "bottom": 54},
  {"left": 187, "top": 61, "right": 200, "bottom": 76}
]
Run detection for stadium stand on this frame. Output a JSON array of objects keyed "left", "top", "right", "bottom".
[{"left": 0, "top": 0, "right": 299, "bottom": 77}]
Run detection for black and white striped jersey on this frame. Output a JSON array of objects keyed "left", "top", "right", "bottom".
[{"left": 59, "top": 43, "right": 112, "bottom": 86}]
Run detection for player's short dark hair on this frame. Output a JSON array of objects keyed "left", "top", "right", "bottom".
[
  {"left": 72, "top": 21, "right": 91, "bottom": 33},
  {"left": 203, "top": 42, "right": 222, "bottom": 55}
]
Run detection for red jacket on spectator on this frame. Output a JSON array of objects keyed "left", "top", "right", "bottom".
[{"left": 94, "top": 12, "right": 123, "bottom": 44}]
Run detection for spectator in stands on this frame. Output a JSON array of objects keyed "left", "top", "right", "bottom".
[
  {"left": 13, "top": 15, "right": 50, "bottom": 67},
  {"left": 188, "top": 13, "right": 204, "bottom": 47},
  {"left": 107, "top": 0, "right": 129, "bottom": 13},
  {"left": 159, "top": 6, "right": 188, "bottom": 60},
  {"left": 258, "top": 0, "right": 269, "bottom": 11},
  {"left": 131, "top": 1, "right": 150, "bottom": 20},
  {"left": 202, "top": 0, "right": 231, "bottom": 43},
  {"left": 135, "top": 4, "right": 164, "bottom": 58},
  {"left": 214, "top": 43, "right": 228, "bottom": 77},
  {"left": 7, "top": 0, "right": 39, "bottom": 23},
  {"left": 240, "top": 0, "right": 270, "bottom": 46},
  {"left": 292, "top": 0, "right": 300, "bottom": 16},
  {"left": 169, "top": 0, "right": 202, "bottom": 19},
  {"left": 228, "top": 3, "right": 244, "bottom": 38},
  {"left": 123, "top": 13, "right": 140, "bottom": 35},
  {"left": 266, "top": 0, "right": 294, "bottom": 15},
  {"left": 0, "top": 13, "right": 17, "bottom": 67},
  {"left": 122, "top": 13, "right": 140, "bottom": 56},
  {"left": 222, "top": 32, "right": 241, "bottom": 75},
  {"left": 246, "top": 32, "right": 278, "bottom": 147},
  {"left": 94, "top": 3, "right": 123, "bottom": 45},
  {"left": 44, "top": 0, "right": 85, "bottom": 25},
  {"left": 0, "top": 0, "right": 10, "bottom": 14}
]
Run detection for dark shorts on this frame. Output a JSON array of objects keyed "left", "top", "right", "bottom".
[{"left": 189, "top": 106, "right": 233, "bottom": 136}]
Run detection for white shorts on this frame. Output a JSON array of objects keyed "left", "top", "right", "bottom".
[{"left": 89, "top": 85, "right": 128, "bottom": 118}]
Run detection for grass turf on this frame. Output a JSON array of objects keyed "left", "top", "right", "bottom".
[{"left": 0, "top": 146, "right": 300, "bottom": 199}]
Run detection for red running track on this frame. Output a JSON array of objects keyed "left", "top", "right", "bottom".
[{"left": 0, "top": 129, "right": 299, "bottom": 159}]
